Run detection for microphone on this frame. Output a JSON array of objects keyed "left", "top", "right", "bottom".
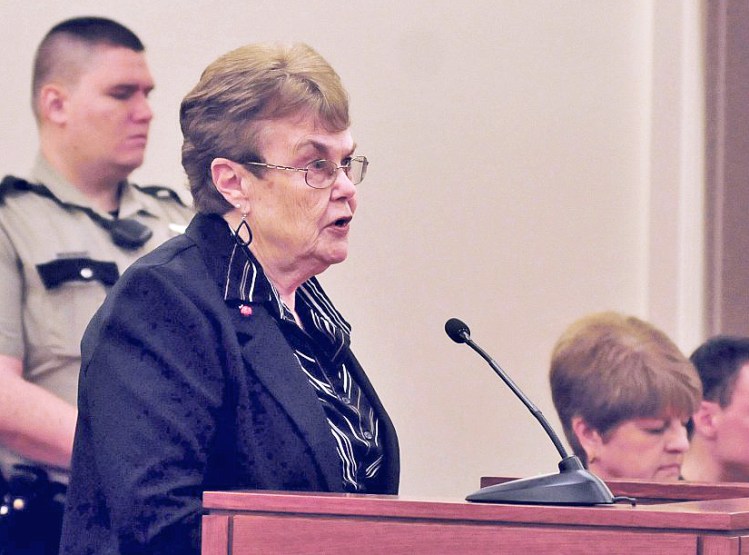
[
  {"left": 444, "top": 318, "right": 470, "bottom": 343},
  {"left": 445, "top": 317, "right": 616, "bottom": 506}
]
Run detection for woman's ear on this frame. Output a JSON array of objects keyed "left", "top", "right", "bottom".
[
  {"left": 571, "top": 416, "right": 603, "bottom": 462},
  {"left": 211, "top": 158, "right": 252, "bottom": 210}
]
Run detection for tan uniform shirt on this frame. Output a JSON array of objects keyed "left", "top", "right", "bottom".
[{"left": 0, "top": 155, "right": 194, "bottom": 472}]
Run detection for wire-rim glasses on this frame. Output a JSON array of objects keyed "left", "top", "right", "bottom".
[{"left": 243, "top": 155, "right": 368, "bottom": 189}]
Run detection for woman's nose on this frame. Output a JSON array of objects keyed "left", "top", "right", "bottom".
[
  {"left": 667, "top": 424, "right": 690, "bottom": 452},
  {"left": 330, "top": 166, "right": 357, "bottom": 198}
]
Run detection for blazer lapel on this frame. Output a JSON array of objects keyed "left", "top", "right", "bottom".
[
  {"left": 230, "top": 308, "right": 342, "bottom": 491},
  {"left": 186, "top": 214, "right": 344, "bottom": 491}
]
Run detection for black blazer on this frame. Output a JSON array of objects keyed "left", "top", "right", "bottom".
[{"left": 60, "top": 213, "right": 399, "bottom": 555}]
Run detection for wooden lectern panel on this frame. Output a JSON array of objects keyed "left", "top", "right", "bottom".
[
  {"left": 201, "top": 515, "right": 228, "bottom": 554},
  {"left": 228, "top": 514, "right": 692, "bottom": 554},
  {"left": 202, "top": 490, "right": 749, "bottom": 554}
]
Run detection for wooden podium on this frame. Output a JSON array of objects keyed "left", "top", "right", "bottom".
[{"left": 202, "top": 484, "right": 749, "bottom": 554}]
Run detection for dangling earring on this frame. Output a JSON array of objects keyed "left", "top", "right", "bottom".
[{"left": 234, "top": 208, "right": 253, "bottom": 247}]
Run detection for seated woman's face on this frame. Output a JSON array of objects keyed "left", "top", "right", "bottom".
[{"left": 586, "top": 417, "right": 690, "bottom": 480}]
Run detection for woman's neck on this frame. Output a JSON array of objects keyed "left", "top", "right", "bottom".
[{"left": 251, "top": 247, "right": 303, "bottom": 327}]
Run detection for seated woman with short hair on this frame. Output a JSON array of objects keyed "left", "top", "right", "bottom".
[{"left": 549, "top": 312, "right": 702, "bottom": 480}]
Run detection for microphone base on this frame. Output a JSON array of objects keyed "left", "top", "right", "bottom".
[{"left": 466, "top": 456, "right": 615, "bottom": 506}]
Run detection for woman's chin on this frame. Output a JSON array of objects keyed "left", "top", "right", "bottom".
[{"left": 651, "top": 465, "right": 682, "bottom": 480}]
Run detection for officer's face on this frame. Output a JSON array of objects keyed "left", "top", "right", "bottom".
[
  {"left": 62, "top": 45, "right": 154, "bottom": 182},
  {"left": 709, "top": 364, "right": 749, "bottom": 480}
]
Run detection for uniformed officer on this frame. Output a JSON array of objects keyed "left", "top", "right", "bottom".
[{"left": 0, "top": 18, "right": 193, "bottom": 544}]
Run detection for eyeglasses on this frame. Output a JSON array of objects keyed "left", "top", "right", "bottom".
[{"left": 243, "top": 155, "right": 368, "bottom": 189}]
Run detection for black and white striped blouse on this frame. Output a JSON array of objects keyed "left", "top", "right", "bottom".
[{"left": 222, "top": 238, "right": 383, "bottom": 492}]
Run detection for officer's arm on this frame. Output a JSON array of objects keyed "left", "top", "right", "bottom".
[{"left": 0, "top": 354, "right": 76, "bottom": 469}]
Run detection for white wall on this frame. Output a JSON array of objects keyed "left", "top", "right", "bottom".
[{"left": 0, "top": 0, "right": 705, "bottom": 499}]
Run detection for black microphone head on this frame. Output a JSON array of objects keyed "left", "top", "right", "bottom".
[{"left": 445, "top": 318, "right": 471, "bottom": 343}]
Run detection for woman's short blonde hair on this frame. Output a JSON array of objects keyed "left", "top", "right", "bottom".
[
  {"left": 180, "top": 42, "right": 350, "bottom": 214},
  {"left": 549, "top": 311, "right": 702, "bottom": 465}
]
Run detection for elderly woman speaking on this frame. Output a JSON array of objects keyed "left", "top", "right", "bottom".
[{"left": 60, "top": 43, "right": 399, "bottom": 554}]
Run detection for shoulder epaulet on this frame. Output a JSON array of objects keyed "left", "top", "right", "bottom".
[
  {"left": 0, "top": 175, "right": 33, "bottom": 205},
  {"left": 0, "top": 175, "right": 153, "bottom": 249},
  {"left": 133, "top": 184, "right": 189, "bottom": 207}
]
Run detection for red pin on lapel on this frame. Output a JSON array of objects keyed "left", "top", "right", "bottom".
[{"left": 239, "top": 305, "right": 253, "bottom": 317}]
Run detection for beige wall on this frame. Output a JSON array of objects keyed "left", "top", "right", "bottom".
[{"left": 0, "top": 0, "right": 705, "bottom": 499}]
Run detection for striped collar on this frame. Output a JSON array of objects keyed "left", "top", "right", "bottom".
[{"left": 222, "top": 227, "right": 352, "bottom": 360}]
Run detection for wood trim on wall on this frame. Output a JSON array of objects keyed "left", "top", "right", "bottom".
[
  {"left": 705, "top": 0, "right": 749, "bottom": 336},
  {"left": 645, "top": 0, "right": 706, "bottom": 350}
]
